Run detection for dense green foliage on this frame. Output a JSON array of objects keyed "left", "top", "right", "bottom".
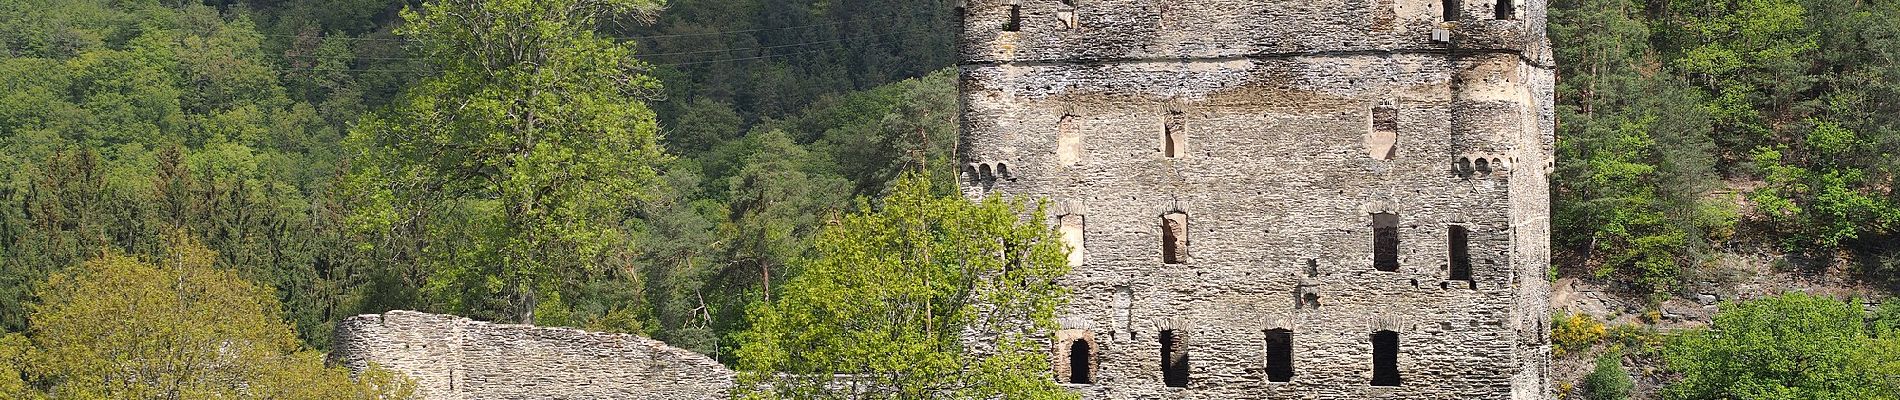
[
  {"left": 1552, "top": 0, "right": 1900, "bottom": 296},
  {"left": 0, "top": 0, "right": 961, "bottom": 360},
  {"left": 3, "top": 235, "right": 412, "bottom": 399},
  {"left": 348, "top": 0, "right": 669, "bottom": 326},
  {"left": 1585, "top": 349, "right": 1633, "bottom": 400},
  {"left": 735, "top": 175, "right": 1074, "bottom": 399},
  {"left": 1662, "top": 293, "right": 1900, "bottom": 399}
]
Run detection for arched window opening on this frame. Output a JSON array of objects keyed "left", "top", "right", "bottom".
[
  {"left": 1265, "top": 329, "right": 1294, "bottom": 382},
  {"left": 1496, "top": 0, "right": 1516, "bottom": 20},
  {"left": 996, "top": 163, "right": 1013, "bottom": 180},
  {"left": 1371, "top": 330, "right": 1402, "bottom": 386},
  {"left": 1160, "top": 329, "right": 1189, "bottom": 387},
  {"left": 1475, "top": 158, "right": 1491, "bottom": 175},
  {"left": 979, "top": 163, "right": 995, "bottom": 181},
  {"left": 1068, "top": 340, "right": 1093, "bottom": 384},
  {"left": 1373, "top": 213, "right": 1400, "bottom": 272},
  {"left": 1449, "top": 225, "right": 1472, "bottom": 281},
  {"left": 1162, "top": 212, "right": 1188, "bottom": 264}
]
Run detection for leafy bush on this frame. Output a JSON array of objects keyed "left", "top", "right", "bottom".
[
  {"left": 1553, "top": 312, "right": 1607, "bottom": 357},
  {"left": 1584, "top": 350, "right": 1632, "bottom": 400},
  {"left": 1662, "top": 293, "right": 1900, "bottom": 399}
]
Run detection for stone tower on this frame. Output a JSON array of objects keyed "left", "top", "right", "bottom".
[{"left": 956, "top": 0, "right": 1554, "bottom": 398}]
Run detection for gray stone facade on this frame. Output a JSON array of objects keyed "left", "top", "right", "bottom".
[
  {"left": 956, "top": 0, "right": 1555, "bottom": 398},
  {"left": 330, "top": 311, "right": 734, "bottom": 400}
]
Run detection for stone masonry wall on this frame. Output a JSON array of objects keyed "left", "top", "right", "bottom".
[
  {"left": 330, "top": 311, "right": 736, "bottom": 400},
  {"left": 958, "top": 0, "right": 1554, "bottom": 399}
]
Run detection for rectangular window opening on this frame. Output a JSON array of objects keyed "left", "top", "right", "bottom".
[
  {"left": 1162, "top": 212, "right": 1188, "bottom": 264},
  {"left": 1058, "top": 115, "right": 1083, "bottom": 166},
  {"left": 1443, "top": 0, "right": 1461, "bottom": 21},
  {"left": 1449, "top": 225, "right": 1472, "bottom": 281},
  {"left": 1163, "top": 114, "right": 1184, "bottom": 158},
  {"left": 1369, "top": 105, "right": 1399, "bottom": 160},
  {"left": 1372, "top": 330, "right": 1401, "bottom": 386},
  {"left": 1161, "top": 329, "right": 1189, "bottom": 387},
  {"left": 1373, "top": 213, "right": 1400, "bottom": 272},
  {"left": 1060, "top": 214, "right": 1086, "bottom": 267},
  {"left": 1496, "top": 0, "right": 1515, "bottom": 20},
  {"left": 1005, "top": 5, "right": 1021, "bottom": 32},
  {"left": 1265, "top": 329, "right": 1294, "bottom": 383}
]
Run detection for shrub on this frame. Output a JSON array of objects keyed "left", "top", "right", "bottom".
[
  {"left": 1553, "top": 312, "right": 1607, "bottom": 357},
  {"left": 1584, "top": 350, "right": 1632, "bottom": 400}
]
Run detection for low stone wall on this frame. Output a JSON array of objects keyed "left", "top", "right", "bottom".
[{"left": 330, "top": 310, "right": 735, "bottom": 400}]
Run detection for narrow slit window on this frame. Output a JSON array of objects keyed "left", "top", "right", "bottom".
[
  {"left": 1373, "top": 213, "right": 1400, "bottom": 272},
  {"left": 1005, "top": 5, "right": 1021, "bottom": 32},
  {"left": 1496, "top": 0, "right": 1515, "bottom": 19},
  {"left": 1161, "top": 329, "right": 1189, "bottom": 387},
  {"left": 1163, "top": 114, "right": 1185, "bottom": 158},
  {"left": 1372, "top": 330, "right": 1401, "bottom": 386},
  {"left": 1443, "top": 0, "right": 1461, "bottom": 21},
  {"left": 1162, "top": 212, "right": 1188, "bottom": 264},
  {"left": 1265, "top": 329, "right": 1294, "bottom": 382},
  {"left": 1069, "top": 339, "right": 1093, "bottom": 384},
  {"left": 1449, "top": 225, "right": 1472, "bottom": 281}
]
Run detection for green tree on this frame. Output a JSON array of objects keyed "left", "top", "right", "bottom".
[
  {"left": 735, "top": 175, "right": 1074, "bottom": 399},
  {"left": 1663, "top": 293, "right": 1900, "bottom": 399},
  {"left": 13, "top": 234, "right": 412, "bottom": 399},
  {"left": 350, "top": 0, "right": 669, "bottom": 324}
]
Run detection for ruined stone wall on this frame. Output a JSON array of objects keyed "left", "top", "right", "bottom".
[
  {"left": 958, "top": 0, "right": 1554, "bottom": 398},
  {"left": 330, "top": 311, "right": 735, "bottom": 400}
]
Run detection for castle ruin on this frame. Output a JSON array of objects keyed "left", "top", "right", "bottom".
[
  {"left": 956, "top": 0, "right": 1555, "bottom": 398},
  {"left": 330, "top": 311, "right": 734, "bottom": 400}
]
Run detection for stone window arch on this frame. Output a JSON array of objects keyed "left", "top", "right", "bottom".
[
  {"left": 1054, "top": 329, "right": 1097, "bottom": 385},
  {"left": 1068, "top": 339, "right": 1094, "bottom": 384},
  {"left": 1162, "top": 211, "right": 1188, "bottom": 264},
  {"left": 1371, "top": 330, "right": 1402, "bottom": 386},
  {"left": 1372, "top": 213, "right": 1400, "bottom": 272}
]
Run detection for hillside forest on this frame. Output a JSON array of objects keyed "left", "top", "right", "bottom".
[{"left": 0, "top": 0, "right": 1897, "bottom": 398}]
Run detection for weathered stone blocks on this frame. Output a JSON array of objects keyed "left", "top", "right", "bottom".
[
  {"left": 330, "top": 311, "right": 735, "bottom": 400},
  {"left": 958, "top": 0, "right": 1554, "bottom": 398}
]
